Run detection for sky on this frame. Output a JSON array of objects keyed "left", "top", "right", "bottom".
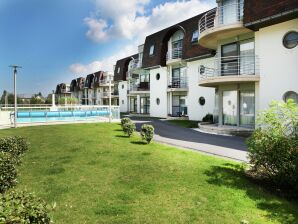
[{"left": 0, "top": 0, "right": 215, "bottom": 96}]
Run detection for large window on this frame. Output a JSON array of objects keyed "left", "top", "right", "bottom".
[{"left": 221, "top": 39, "right": 255, "bottom": 76}]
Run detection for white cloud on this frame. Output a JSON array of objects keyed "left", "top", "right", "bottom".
[
  {"left": 71, "top": 0, "right": 215, "bottom": 75},
  {"left": 69, "top": 44, "right": 136, "bottom": 74},
  {"left": 84, "top": 0, "right": 214, "bottom": 43}
]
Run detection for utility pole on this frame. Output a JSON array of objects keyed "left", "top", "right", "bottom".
[
  {"left": 108, "top": 73, "right": 112, "bottom": 123},
  {"left": 9, "top": 65, "right": 22, "bottom": 128}
]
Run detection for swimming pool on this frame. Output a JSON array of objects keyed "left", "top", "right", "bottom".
[{"left": 13, "top": 106, "right": 120, "bottom": 124}]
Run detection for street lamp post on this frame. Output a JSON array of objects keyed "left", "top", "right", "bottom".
[
  {"left": 108, "top": 73, "right": 112, "bottom": 123},
  {"left": 9, "top": 65, "right": 22, "bottom": 128}
]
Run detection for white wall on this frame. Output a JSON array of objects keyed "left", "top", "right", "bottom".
[
  {"left": 119, "top": 81, "right": 128, "bottom": 112},
  {"left": 149, "top": 67, "right": 168, "bottom": 118},
  {"left": 255, "top": 19, "right": 298, "bottom": 111},
  {"left": 188, "top": 58, "right": 215, "bottom": 120}
]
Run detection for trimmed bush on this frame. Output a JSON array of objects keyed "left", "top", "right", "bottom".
[
  {"left": 246, "top": 100, "right": 298, "bottom": 191},
  {"left": 121, "top": 117, "right": 131, "bottom": 127},
  {"left": 140, "top": 124, "right": 154, "bottom": 144},
  {"left": 0, "top": 152, "right": 17, "bottom": 193},
  {"left": 202, "top": 113, "right": 213, "bottom": 123},
  {"left": 0, "top": 190, "right": 51, "bottom": 223},
  {"left": 0, "top": 136, "right": 29, "bottom": 163},
  {"left": 123, "top": 122, "right": 135, "bottom": 137}
]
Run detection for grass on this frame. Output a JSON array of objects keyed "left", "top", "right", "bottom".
[
  {"left": 0, "top": 123, "right": 297, "bottom": 223},
  {"left": 167, "top": 119, "right": 199, "bottom": 128}
]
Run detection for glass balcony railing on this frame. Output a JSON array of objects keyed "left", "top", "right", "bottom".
[
  {"left": 129, "top": 59, "right": 142, "bottom": 70},
  {"left": 199, "top": 2, "right": 244, "bottom": 35},
  {"left": 199, "top": 55, "right": 259, "bottom": 80}
]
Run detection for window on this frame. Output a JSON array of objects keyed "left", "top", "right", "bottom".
[
  {"left": 156, "top": 98, "right": 160, "bottom": 105},
  {"left": 122, "top": 84, "right": 124, "bottom": 89},
  {"left": 117, "top": 67, "right": 120, "bottom": 73},
  {"left": 283, "top": 31, "right": 298, "bottom": 49},
  {"left": 199, "top": 97, "right": 205, "bottom": 106},
  {"left": 156, "top": 73, "right": 160, "bottom": 80},
  {"left": 122, "top": 100, "right": 124, "bottom": 104},
  {"left": 149, "top": 45, "right": 155, "bottom": 55},
  {"left": 283, "top": 91, "right": 298, "bottom": 103},
  {"left": 191, "top": 30, "right": 199, "bottom": 43}
]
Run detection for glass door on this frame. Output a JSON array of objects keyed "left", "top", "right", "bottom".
[
  {"left": 172, "top": 39, "right": 183, "bottom": 59},
  {"left": 240, "top": 91, "right": 255, "bottom": 127},
  {"left": 140, "top": 97, "right": 150, "bottom": 114},
  {"left": 221, "top": 43, "right": 239, "bottom": 76},
  {"left": 223, "top": 91, "right": 237, "bottom": 126},
  {"left": 172, "top": 68, "right": 181, "bottom": 88}
]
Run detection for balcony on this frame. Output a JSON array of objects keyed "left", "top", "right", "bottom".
[
  {"left": 166, "top": 47, "right": 183, "bottom": 65},
  {"left": 168, "top": 76, "right": 188, "bottom": 90},
  {"left": 129, "top": 59, "right": 142, "bottom": 71},
  {"left": 199, "top": 55, "right": 260, "bottom": 87},
  {"left": 129, "top": 82, "right": 150, "bottom": 93},
  {"left": 198, "top": 2, "right": 251, "bottom": 49}
]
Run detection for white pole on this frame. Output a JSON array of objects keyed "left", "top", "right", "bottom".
[
  {"left": 14, "top": 68, "right": 17, "bottom": 128},
  {"left": 52, "top": 93, "right": 55, "bottom": 107},
  {"left": 109, "top": 74, "right": 112, "bottom": 123}
]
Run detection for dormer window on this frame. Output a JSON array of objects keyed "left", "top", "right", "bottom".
[
  {"left": 149, "top": 45, "right": 155, "bottom": 55},
  {"left": 191, "top": 30, "right": 199, "bottom": 43},
  {"left": 117, "top": 67, "right": 120, "bottom": 73}
]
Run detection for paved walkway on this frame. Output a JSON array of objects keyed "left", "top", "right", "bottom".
[{"left": 130, "top": 117, "right": 249, "bottom": 162}]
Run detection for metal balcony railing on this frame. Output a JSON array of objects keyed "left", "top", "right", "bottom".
[
  {"left": 168, "top": 76, "right": 188, "bottom": 88},
  {"left": 166, "top": 47, "right": 182, "bottom": 61},
  {"left": 199, "top": 55, "right": 259, "bottom": 80},
  {"left": 129, "top": 82, "right": 150, "bottom": 92},
  {"left": 129, "top": 59, "right": 142, "bottom": 70},
  {"left": 199, "top": 2, "right": 244, "bottom": 35}
]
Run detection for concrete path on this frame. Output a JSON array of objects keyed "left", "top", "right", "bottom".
[{"left": 130, "top": 117, "right": 249, "bottom": 162}]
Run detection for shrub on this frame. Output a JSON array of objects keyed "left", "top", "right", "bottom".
[
  {"left": 0, "top": 190, "right": 51, "bottom": 223},
  {"left": 140, "top": 124, "right": 154, "bottom": 144},
  {"left": 246, "top": 99, "right": 298, "bottom": 191},
  {"left": 121, "top": 117, "right": 131, "bottom": 127},
  {"left": 0, "top": 152, "right": 17, "bottom": 193},
  {"left": 123, "top": 122, "right": 135, "bottom": 137},
  {"left": 202, "top": 113, "right": 213, "bottom": 123},
  {"left": 0, "top": 136, "right": 29, "bottom": 162}
]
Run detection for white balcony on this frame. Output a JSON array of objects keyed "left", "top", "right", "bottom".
[
  {"left": 129, "top": 59, "right": 142, "bottom": 71},
  {"left": 168, "top": 76, "right": 188, "bottom": 90},
  {"left": 198, "top": 2, "right": 251, "bottom": 49},
  {"left": 199, "top": 55, "right": 260, "bottom": 87},
  {"left": 166, "top": 47, "right": 183, "bottom": 65}
]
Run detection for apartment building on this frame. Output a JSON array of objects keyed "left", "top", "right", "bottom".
[
  {"left": 115, "top": 13, "right": 216, "bottom": 120},
  {"left": 55, "top": 83, "right": 71, "bottom": 102},
  {"left": 67, "top": 71, "right": 117, "bottom": 105},
  {"left": 198, "top": 0, "right": 298, "bottom": 129},
  {"left": 114, "top": 0, "right": 298, "bottom": 130},
  {"left": 70, "top": 77, "right": 85, "bottom": 104}
]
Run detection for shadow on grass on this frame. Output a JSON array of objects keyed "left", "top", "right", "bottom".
[
  {"left": 115, "top": 135, "right": 129, "bottom": 138},
  {"left": 204, "top": 163, "right": 298, "bottom": 224},
  {"left": 114, "top": 129, "right": 123, "bottom": 132},
  {"left": 130, "top": 141, "right": 147, "bottom": 145}
]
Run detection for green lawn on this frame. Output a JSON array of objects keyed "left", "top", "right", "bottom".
[
  {"left": 0, "top": 123, "right": 297, "bottom": 224},
  {"left": 167, "top": 119, "right": 199, "bottom": 128}
]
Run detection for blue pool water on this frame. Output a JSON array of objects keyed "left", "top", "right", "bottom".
[{"left": 16, "top": 110, "right": 110, "bottom": 123}]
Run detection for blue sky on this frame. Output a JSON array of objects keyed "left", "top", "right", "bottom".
[{"left": 0, "top": 0, "right": 215, "bottom": 96}]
